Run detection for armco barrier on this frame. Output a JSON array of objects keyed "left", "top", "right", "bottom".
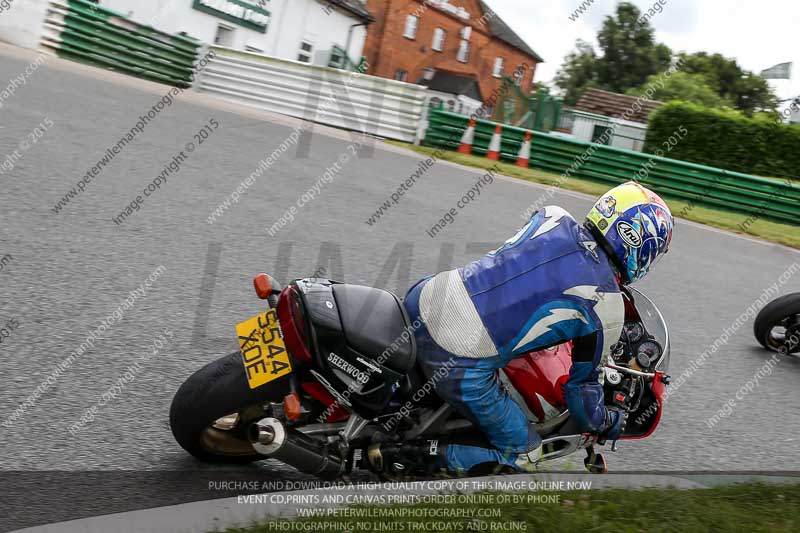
[
  {"left": 39, "top": 0, "right": 201, "bottom": 88},
  {"left": 194, "top": 46, "right": 427, "bottom": 143},
  {"left": 424, "top": 109, "right": 800, "bottom": 225}
]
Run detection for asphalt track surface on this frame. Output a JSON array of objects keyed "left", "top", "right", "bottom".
[{"left": 0, "top": 45, "right": 799, "bottom": 528}]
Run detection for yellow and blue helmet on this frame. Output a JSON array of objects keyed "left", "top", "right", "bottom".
[{"left": 586, "top": 182, "right": 674, "bottom": 284}]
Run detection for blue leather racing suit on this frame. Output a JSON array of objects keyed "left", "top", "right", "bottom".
[{"left": 404, "top": 206, "right": 625, "bottom": 472}]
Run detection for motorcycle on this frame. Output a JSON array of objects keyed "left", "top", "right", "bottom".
[
  {"left": 170, "top": 274, "right": 671, "bottom": 479},
  {"left": 754, "top": 293, "right": 800, "bottom": 355}
]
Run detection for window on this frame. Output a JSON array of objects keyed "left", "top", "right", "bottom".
[
  {"left": 214, "top": 24, "right": 235, "bottom": 47},
  {"left": 394, "top": 69, "right": 408, "bottom": 82},
  {"left": 329, "top": 46, "right": 345, "bottom": 69},
  {"left": 457, "top": 40, "right": 470, "bottom": 63},
  {"left": 422, "top": 67, "right": 435, "bottom": 80},
  {"left": 592, "top": 125, "right": 612, "bottom": 145},
  {"left": 432, "top": 28, "right": 446, "bottom": 51},
  {"left": 297, "top": 40, "right": 313, "bottom": 63},
  {"left": 403, "top": 15, "right": 419, "bottom": 39},
  {"left": 493, "top": 57, "right": 504, "bottom": 78}
]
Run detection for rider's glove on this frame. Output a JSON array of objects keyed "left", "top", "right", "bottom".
[{"left": 599, "top": 407, "right": 625, "bottom": 442}]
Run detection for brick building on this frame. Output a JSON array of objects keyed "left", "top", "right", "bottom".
[{"left": 362, "top": 0, "right": 542, "bottom": 111}]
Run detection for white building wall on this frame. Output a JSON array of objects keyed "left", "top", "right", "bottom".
[
  {"left": 271, "top": 1, "right": 367, "bottom": 67},
  {"left": 571, "top": 112, "right": 648, "bottom": 152},
  {"left": 100, "top": 0, "right": 367, "bottom": 67}
]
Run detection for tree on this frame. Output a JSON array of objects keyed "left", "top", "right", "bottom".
[
  {"left": 595, "top": 2, "right": 672, "bottom": 92},
  {"left": 556, "top": 2, "right": 672, "bottom": 105},
  {"left": 677, "top": 52, "right": 777, "bottom": 115},
  {"left": 554, "top": 3, "right": 777, "bottom": 115},
  {"left": 626, "top": 71, "right": 732, "bottom": 108},
  {"left": 554, "top": 39, "right": 597, "bottom": 105}
]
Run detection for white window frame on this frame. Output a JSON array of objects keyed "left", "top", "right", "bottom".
[
  {"left": 394, "top": 69, "right": 408, "bottom": 82},
  {"left": 432, "top": 27, "right": 445, "bottom": 52},
  {"left": 214, "top": 23, "right": 236, "bottom": 47},
  {"left": 297, "top": 40, "right": 314, "bottom": 63},
  {"left": 403, "top": 15, "right": 419, "bottom": 39},
  {"left": 329, "top": 45, "right": 346, "bottom": 69},
  {"left": 457, "top": 40, "right": 470, "bottom": 63},
  {"left": 493, "top": 57, "right": 505, "bottom": 78}
]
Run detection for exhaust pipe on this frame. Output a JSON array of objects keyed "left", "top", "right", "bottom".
[{"left": 248, "top": 417, "right": 345, "bottom": 479}]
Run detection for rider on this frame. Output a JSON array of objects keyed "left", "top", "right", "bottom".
[{"left": 368, "top": 181, "right": 674, "bottom": 476}]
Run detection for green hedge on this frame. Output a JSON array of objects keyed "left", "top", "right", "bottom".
[{"left": 644, "top": 101, "right": 800, "bottom": 180}]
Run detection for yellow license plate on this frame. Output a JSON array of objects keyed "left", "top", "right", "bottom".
[{"left": 236, "top": 308, "right": 292, "bottom": 389}]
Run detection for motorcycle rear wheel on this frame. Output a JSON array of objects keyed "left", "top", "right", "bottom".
[
  {"left": 169, "top": 351, "right": 290, "bottom": 463},
  {"left": 754, "top": 293, "right": 800, "bottom": 354}
]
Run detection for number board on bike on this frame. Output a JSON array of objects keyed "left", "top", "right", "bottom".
[{"left": 235, "top": 309, "right": 292, "bottom": 389}]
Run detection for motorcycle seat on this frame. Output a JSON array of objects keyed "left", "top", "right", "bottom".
[{"left": 331, "top": 284, "right": 416, "bottom": 374}]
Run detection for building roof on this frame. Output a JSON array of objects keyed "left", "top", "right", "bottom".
[
  {"left": 326, "top": 0, "right": 375, "bottom": 23},
  {"left": 574, "top": 88, "right": 663, "bottom": 124},
  {"left": 477, "top": 1, "right": 543, "bottom": 63},
  {"left": 419, "top": 70, "right": 484, "bottom": 102}
]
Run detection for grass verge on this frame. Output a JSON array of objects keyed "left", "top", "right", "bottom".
[
  {"left": 222, "top": 483, "right": 800, "bottom": 533},
  {"left": 387, "top": 142, "right": 800, "bottom": 250}
]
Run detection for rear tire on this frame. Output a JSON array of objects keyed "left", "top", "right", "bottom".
[
  {"left": 169, "top": 351, "right": 290, "bottom": 463},
  {"left": 754, "top": 293, "right": 800, "bottom": 354}
]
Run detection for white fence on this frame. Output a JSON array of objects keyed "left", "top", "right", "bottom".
[{"left": 195, "top": 46, "right": 428, "bottom": 143}]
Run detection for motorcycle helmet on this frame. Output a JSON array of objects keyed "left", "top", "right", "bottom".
[{"left": 585, "top": 181, "right": 674, "bottom": 284}]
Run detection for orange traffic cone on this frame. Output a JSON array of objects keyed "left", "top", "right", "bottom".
[
  {"left": 458, "top": 119, "right": 476, "bottom": 154},
  {"left": 516, "top": 130, "right": 532, "bottom": 168},
  {"left": 486, "top": 124, "right": 503, "bottom": 161}
]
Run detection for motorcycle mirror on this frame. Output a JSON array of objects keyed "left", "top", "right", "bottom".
[{"left": 253, "top": 273, "right": 273, "bottom": 300}]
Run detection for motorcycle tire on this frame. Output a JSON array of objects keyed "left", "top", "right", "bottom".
[
  {"left": 169, "top": 351, "right": 291, "bottom": 463},
  {"left": 754, "top": 293, "right": 800, "bottom": 354}
]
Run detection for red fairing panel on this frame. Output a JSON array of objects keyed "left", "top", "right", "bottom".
[
  {"left": 276, "top": 286, "right": 313, "bottom": 362},
  {"left": 301, "top": 381, "right": 349, "bottom": 422},
  {"left": 503, "top": 342, "right": 573, "bottom": 422}
]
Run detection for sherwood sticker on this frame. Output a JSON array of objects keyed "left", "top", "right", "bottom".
[
  {"left": 617, "top": 220, "right": 642, "bottom": 247},
  {"left": 327, "top": 352, "right": 369, "bottom": 384}
]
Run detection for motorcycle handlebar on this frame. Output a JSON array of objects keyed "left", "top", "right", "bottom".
[{"left": 605, "top": 363, "right": 656, "bottom": 380}]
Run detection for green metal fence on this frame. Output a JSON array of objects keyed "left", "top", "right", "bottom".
[
  {"left": 40, "top": 0, "right": 201, "bottom": 88},
  {"left": 490, "top": 80, "right": 562, "bottom": 133},
  {"left": 424, "top": 109, "right": 799, "bottom": 225}
]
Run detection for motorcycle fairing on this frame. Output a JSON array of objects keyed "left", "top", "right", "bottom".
[
  {"left": 292, "top": 278, "right": 414, "bottom": 419},
  {"left": 502, "top": 343, "right": 571, "bottom": 422}
]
